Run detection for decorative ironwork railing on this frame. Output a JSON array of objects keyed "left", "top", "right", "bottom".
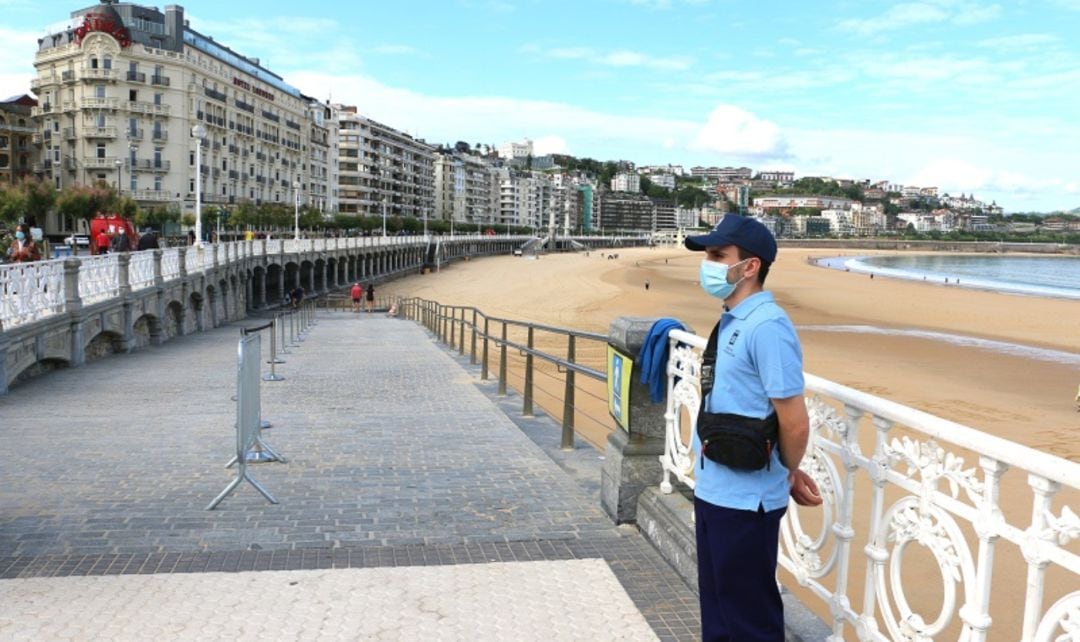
[
  {"left": 0, "top": 234, "right": 614, "bottom": 331},
  {"left": 0, "top": 260, "right": 65, "bottom": 328},
  {"left": 661, "top": 328, "right": 1080, "bottom": 642},
  {"left": 128, "top": 251, "right": 156, "bottom": 291},
  {"left": 77, "top": 255, "right": 120, "bottom": 305}
]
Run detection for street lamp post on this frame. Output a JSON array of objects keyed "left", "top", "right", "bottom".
[
  {"left": 191, "top": 124, "right": 206, "bottom": 247},
  {"left": 293, "top": 181, "right": 300, "bottom": 241},
  {"left": 381, "top": 199, "right": 387, "bottom": 237},
  {"left": 423, "top": 207, "right": 428, "bottom": 238},
  {"left": 115, "top": 158, "right": 123, "bottom": 194}
]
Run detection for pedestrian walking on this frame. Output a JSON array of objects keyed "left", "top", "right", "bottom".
[
  {"left": 683, "top": 216, "right": 822, "bottom": 641},
  {"left": 365, "top": 282, "right": 375, "bottom": 312},
  {"left": 95, "top": 227, "right": 110, "bottom": 255},
  {"left": 351, "top": 282, "right": 363, "bottom": 313},
  {"left": 7, "top": 224, "right": 41, "bottom": 263}
]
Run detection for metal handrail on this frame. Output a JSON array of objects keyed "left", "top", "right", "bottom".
[{"left": 398, "top": 296, "right": 612, "bottom": 449}]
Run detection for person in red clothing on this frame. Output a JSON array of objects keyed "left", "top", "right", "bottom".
[
  {"left": 94, "top": 228, "right": 111, "bottom": 255},
  {"left": 350, "top": 283, "right": 363, "bottom": 313}
]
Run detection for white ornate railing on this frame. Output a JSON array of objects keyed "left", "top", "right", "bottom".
[
  {"left": 0, "top": 259, "right": 66, "bottom": 328},
  {"left": 662, "top": 328, "right": 1080, "bottom": 642},
  {"left": 161, "top": 249, "right": 180, "bottom": 281},
  {"left": 77, "top": 255, "right": 121, "bottom": 305},
  {"left": 0, "top": 234, "right": 556, "bottom": 331},
  {"left": 128, "top": 251, "right": 156, "bottom": 291}
]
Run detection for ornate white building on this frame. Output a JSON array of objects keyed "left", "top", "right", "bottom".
[{"left": 31, "top": 1, "right": 331, "bottom": 236}]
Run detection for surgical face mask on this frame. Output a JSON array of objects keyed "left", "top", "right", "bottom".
[
  {"left": 15, "top": 231, "right": 25, "bottom": 240},
  {"left": 699, "top": 258, "right": 749, "bottom": 300}
]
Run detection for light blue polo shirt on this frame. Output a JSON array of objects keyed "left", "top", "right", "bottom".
[{"left": 693, "top": 291, "right": 805, "bottom": 512}]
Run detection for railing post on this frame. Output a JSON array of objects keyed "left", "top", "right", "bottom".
[
  {"left": 481, "top": 317, "right": 490, "bottom": 380},
  {"left": 561, "top": 334, "right": 576, "bottom": 450},
  {"left": 63, "top": 258, "right": 83, "bottom": 313},
  {"left": 177, "top": 246, "right": 187, "bottom": 278},
  {"left": 469, "top": 309, "right": 477, "bottom": 365},
  {"left": 458, "top": 307, "right": 465, "bottom": 355},
  {"left": 117, "top": 253, "right": 132, "bottom": 296},
  {"left": 498, "top": 321, "right": 508, "bottom": 396},
  {"left": 523, "top": 326, "right": 534, "bottom": 416},
  {"left": 152, "top": 249, "right": 163, "bottom": 286}
]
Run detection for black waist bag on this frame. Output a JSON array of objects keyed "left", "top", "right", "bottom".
[{"left": 697, "top": 321, "right": 779, "bottom": 471}]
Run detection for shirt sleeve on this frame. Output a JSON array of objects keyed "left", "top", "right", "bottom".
[{"left": 750, "top": 317, "right": 804, "bottom": 399}]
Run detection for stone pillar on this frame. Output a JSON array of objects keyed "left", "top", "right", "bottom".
[
  {"left": 178, "top": 247, "right": 188, "bottom": 278},
  {"left": 600, "top": 316, "right": 678, "bottom": 524},
  {"left": 63, "top": 259, "right": 87, "bottom": 367},
  {"left": 152, "top": 249, "right": 164, "bottom": 286}
]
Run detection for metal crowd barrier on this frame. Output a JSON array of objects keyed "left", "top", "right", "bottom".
[{"left": 206, "top": 331, "right": 279, "bottom": 510}]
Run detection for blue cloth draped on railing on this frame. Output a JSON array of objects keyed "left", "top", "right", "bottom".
[{"left": 638, "top": 318, "right": 687, "bottom": 403}]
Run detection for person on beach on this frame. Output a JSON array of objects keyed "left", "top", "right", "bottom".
[
  {"left": 351, "top": 283, "right": 363, "bottom": 313},
  {"left": 684, "top": 216, "right": 822, "bottom": 642},
  {"left": 365, "top": 282, "right": 375, "bottom": 312}
]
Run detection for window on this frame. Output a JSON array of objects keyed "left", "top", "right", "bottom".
[
  {"left": 130, "top": 174, "right": 136, "bottom": 191},
  {"left": 129, "top": 89, "right": 137, "bottom": 102},
  {"left": 189, "top": 151, "right": 194, "bottom": 166},
  {"left": 102, "top": 56, "right": 112, "bottom": 70},
  {"left": 154, "top": 148, "right": 162, "bottom": 168},
  {"left": 89, "top": 57, "right": 98, "bottom": 69},
  {"left": 154, "top": 175, "right": 162, "bottom": 191},
  {"left": 95, "top": 84, "right": 105, "bottom": 98},
  {"left": 97, "top": 114, "right": 106, "bottom": 128},
  {"left": 154, "top": 92, "right": 163, "bottom": 106},
  {"left": 129, "top": 61, "right": 137, "bottom": 73},
  {"left": 96, "top": 143, "right": 106, "bottom": 159},
  {"left": 129, "top": 117, "right": 138, "bottom": 136}
]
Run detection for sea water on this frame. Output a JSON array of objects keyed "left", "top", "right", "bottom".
[{"left": 816, "top": 254, "right": 1080, "bottom": 300}]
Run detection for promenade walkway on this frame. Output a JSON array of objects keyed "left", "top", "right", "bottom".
[{"left": 0, "top": 310, "right": 699, "bottom": 640}]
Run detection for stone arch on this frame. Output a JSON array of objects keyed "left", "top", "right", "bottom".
[
  {"left": 84, "top": 329, "right": 125, "bottom": 362},
  {"left": 131, "top": 313, "right": 161, "bottom": 349},
  {"left": 165, "top": 300, "right": 184, "bottom": 338},
  {"left": 188, "top": 291, "right": 205, "bottom": 333},
  {"left": 11, "top": 358, "right": 71, "bottom": 387},
  {"left": 266, "top": 263, "right": 284, "bottom": 306}
]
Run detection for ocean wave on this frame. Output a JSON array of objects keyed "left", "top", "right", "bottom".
[{"left": 798, "top": 324, "right": 1080, "bottom": 367}]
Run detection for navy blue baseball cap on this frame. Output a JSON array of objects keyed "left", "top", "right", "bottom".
[{"left": 684, "top": 215, "right": 777, "bottom": 263}]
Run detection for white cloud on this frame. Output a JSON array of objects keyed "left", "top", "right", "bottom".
[
  {"left": 837, "top": 1, "right": 1001, "bottom": 36},
  {"left": 527, "top": 45, "right": 693, "bottom": 71},
  {"left": 976, "top": 33, "right": 1059, "bottom": 50},
  {"left": 531, "top": 135, "right": 569, "bottom": 156},
  {"left": 689, "top": 105, "right": 789, "bottom": 158},
  {"left": 0, "top": 26, "right": 39, "bottom": 94}
]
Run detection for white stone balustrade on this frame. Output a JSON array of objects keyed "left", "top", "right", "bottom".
[
  {"left": 161, "top": 248, "right": 181, "bottom": 281},
  {"left": 661, "top": 328, "right": 1080, "bottom": 642}
]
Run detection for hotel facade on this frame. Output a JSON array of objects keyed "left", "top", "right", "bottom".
[{"left": 30, "top": 1, "right": 328, "bottom": 236}]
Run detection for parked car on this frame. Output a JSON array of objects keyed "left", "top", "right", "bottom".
[{"left": 64, "top": 234, "right": 91, "bottom": 248}]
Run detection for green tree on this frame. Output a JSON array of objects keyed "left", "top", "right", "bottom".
[
  {"left": 55, "top": 184, "right": 116, "bottom": 227},
  {"left": 21, "top": 177, "right": 56, "bottom": 228},
  {"left": 0, "top": 182, "right": 28, "bottom": 224}
]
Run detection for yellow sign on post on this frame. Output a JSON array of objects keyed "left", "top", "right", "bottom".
[{"left": 607, "top": 345, "right": 634, "bottom": 431}]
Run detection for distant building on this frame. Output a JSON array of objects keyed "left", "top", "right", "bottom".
[
  {"left": 611, "top": 171, "right": 640, "bottom": 193},
  {"left": 0, "top": 94, "right": 37, "bottom": 185},
  {"left": 755, "top": 170, "right": 794, "bottom": 185},
  {"left": 690, "top": 166, "right": 752, "bottom": 183},
  {"left": 753, "top": 195, "right": 854, "bottom": 211},
  {"left": 433, "top": 150, "right": 499, "bottom": 226},
  {"left": 497, "top": 140, "right": 533, "bottom": 159},
  {"left": 597, "top": 191, "right": 658, "bottom": 232},
  {"left": 649, "top": 173, "right": 675, "bottom": 190}
]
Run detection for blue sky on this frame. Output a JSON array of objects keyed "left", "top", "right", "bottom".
[{"left": 3, "top": 0, "right": 1080, "bottom": 212}]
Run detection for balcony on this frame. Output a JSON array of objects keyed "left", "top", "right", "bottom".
[
  {"left": 30, "top": 104, "right": 53, "bottom": 117},
  {"left": 30, "top": 75, "right": 55, "bottom": 90},
  {"left": 126, "top": 71, "right": 146, "bottom": 82},
  {"left": 81, "top": 67, "right": 118, "bottom": 81},
  {"left": 85, "top": 126, "right": 118, "bottom": 139},
  {"left": 61, "top": 70, "right": 76, "bottom": 83},
  {"left": 81, "top": 97, "right": 119, "bottom": 110},
  {"left": 151, "top": 129, "right": 168, "bottom": 142},
  {"left": 235, "top": 99, "right": 255, "bottom": 113},
  {"left": 129, "top": 101, "right": 171, "bottom": 117},
  {"left": 228, "top": 169, "right": 240, "bottom": 180},
  {"left": 132, "top": 189, "right": 171, "bottom": 201},
  {"left": 150, "top": 75, "right": 170, "bottom": 86},
  {"left": 261, "top": 110, "right": 280, "bottom": 123},
  {"left": 228, "top": 144, "right": 239, "bottom": 154},
  {"left": 127, "top": 128, "right": 144, "bottom": 140},
  {"left": 83, "top": 156, "right": 119, "bottom": 169},
  {"left": 204, "top": 87, "right": 227, "bottom": 103},
  {"left": 131, "top": 158, "right": 171, "bottom": 172}
]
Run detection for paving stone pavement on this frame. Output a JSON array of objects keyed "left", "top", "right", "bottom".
[{"left": 0, "top": 311, "right": 700, "bottom": 641}]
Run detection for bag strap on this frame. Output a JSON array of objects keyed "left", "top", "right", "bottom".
[{"left": 698, "top": 320, "right": 721, "bottom": 416}]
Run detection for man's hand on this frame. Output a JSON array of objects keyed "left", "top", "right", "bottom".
[{"left": 789, "top": 469, "right": 823, "bottom": 507}]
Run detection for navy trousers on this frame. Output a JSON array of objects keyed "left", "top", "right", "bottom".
[{"left": 695, "top": 497, "right": 786, "bottom": 642}]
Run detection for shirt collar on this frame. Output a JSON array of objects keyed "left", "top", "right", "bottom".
[{"left": 723, "top": 291, "right": 775, "bottom": 320}]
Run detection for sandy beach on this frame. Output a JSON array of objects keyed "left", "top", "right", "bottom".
[{"left": 385, "top": 245, "right": 1079, "bottom": 457}]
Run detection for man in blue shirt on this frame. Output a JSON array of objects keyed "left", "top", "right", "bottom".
[{"left": 685, "top": 216, "right": 821, "bottom": 641}]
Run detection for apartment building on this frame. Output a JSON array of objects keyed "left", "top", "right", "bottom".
[
  {"left": 597, "top": 191, "right": 663, "bottom": 232},
  {"left": 30, "top": 1, "right": 333, "bottom": 237},
  {"left": 332, "top": 105, "right": 434, "bottom": 220},
  {"left": 433, "top": 150, "right": 499, "bottom": 226},
  {"left": 496, "top": 167, "right": 550, "bottom": 230},
  {"left": 690, "top": 166, "right": 751, "bottom": 183},
  {"left": 497, "top": 140, "right": 532, "bottom": 160},
  {"left": 1, "top": 95, "right": 38, "bottom": 185},
  {"left": 611, "top": 171, "right": 640, "bottom": 193}
]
